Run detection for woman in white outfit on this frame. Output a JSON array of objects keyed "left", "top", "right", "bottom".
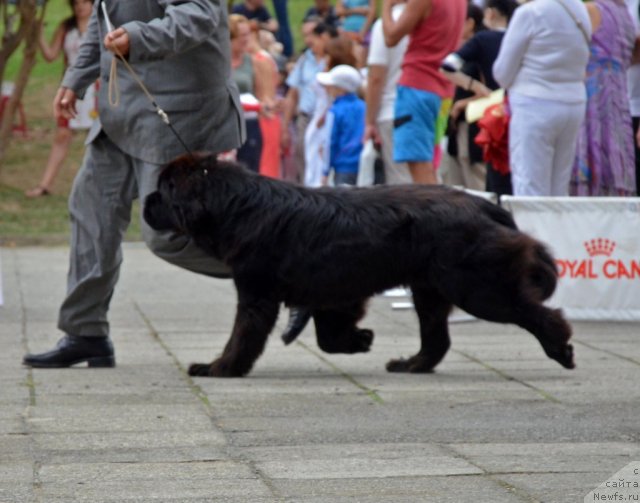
[{"left": 492, "top": 0, "right": 592, "bottom": 196}]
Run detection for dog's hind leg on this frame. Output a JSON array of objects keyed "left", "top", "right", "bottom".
[
  {"left": 313, "top": 300, "right": 374, "bottom": 354},
  {"left": 386, "top": 286, "right": 453, "bottom": 373},
  {"left": 456, "top": 288, "right": 575, "bottom": 370},
  {"left": 514, "top": 304, "right": 575, "bottom": 369},
  {"left": 188, "top": 294, "right": 279, "bottom": 377}
]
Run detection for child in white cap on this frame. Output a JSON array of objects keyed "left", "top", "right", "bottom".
[{"left": 316, "top": 64, "right": 366, "bottom": 186}]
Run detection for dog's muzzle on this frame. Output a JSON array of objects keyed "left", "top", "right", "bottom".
[{"left": 143, "top": 192, "right": 178, "bottom": 232}]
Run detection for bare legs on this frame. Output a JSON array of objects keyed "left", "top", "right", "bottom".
[
  {"left": 25, "top": 127, "right": 74, "bottom": 197},
  {"left": 408, "top": 160, "right": 438, "bottom": 185}
]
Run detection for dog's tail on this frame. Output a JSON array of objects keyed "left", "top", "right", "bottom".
[
  {"left": 522, "top": 238, "right": 558, "bottom": 302},
  {"left": 478, "top": 199, "right": 557, "bottom": 301}
]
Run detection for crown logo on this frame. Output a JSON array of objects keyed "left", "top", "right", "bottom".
[{"left": 584, "top": 238, "right": 616, "bottom": 257}]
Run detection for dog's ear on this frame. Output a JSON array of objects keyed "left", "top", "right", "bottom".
[
  {"left": 181, "top": 197, "right": 210, "bottom": 231},
  {"left": 158, "top": 152, "right": 217, "bottom": 190}
]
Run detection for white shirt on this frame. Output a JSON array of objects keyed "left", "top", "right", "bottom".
[
  {"left": 366, "top": 4, "right": 408, "bottom": 122},
  {"left": 625, "top": 0, "right": 640, "bottom": 116},
  {"left": 493, "top": 0, "right": 591, "bottom": 103}
]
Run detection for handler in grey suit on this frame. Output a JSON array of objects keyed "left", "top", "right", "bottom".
[{"left": 23, "top": 0, "right": 245, "bottom": 368}]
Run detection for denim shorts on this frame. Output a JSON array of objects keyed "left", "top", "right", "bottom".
[{"left": 393, "top": 85, "right": 441, "bottom": 163}]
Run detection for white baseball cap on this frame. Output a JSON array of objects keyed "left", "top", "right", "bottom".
[{"left": 316, "top": 65, "right": 362, "bottom": 93}]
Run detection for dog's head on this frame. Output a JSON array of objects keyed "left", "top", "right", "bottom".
[{"left": 143, "top": 152, "right": 217, "bottom": 235}]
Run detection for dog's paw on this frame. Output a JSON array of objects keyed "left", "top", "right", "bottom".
[
  {"left": 386, "top": 358, "right": 411, "bottom": 373},
  {"left": 188, "top": 360, "right": 246, "bottom": 377},
  {"left": 386, "top": 355, "right": 436, "bottom": 374},
  {"left": 546, "top": 343, "right": 576, "bottom": 370},
  {"left": 188, "top": 362, "right": 213, "bottom": 377},
  {"left": 350, "top": 328, "right": 374, "bottom": 353}
]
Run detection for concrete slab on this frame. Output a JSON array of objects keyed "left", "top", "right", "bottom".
[
  {"left": 270, "top": 476, "right": 525, "bottom": 503},
  {"left": 37, "top": 463, "right": 272, "bottom": 501},
  {"left": 1, "top": 245, "right": 639, "bottom": 502}
]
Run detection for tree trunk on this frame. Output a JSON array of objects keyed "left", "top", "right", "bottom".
[
  {"left": 0, "top": 1, "right": 34, "bottom": 106},
  {"left": 0, "top": 1, "right": 45, "bottom": 175}
]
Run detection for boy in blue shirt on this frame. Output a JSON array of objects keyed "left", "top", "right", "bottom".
[{"left": 317, "top": 65, "right": 365, "bottom": 186}]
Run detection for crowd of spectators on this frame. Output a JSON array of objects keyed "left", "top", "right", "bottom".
[
  {"left": 227, "top": 0, "right": 640, "bottom": 198},
  {"left": 26, "top": 0, "right": 640, "bottom": 198}
]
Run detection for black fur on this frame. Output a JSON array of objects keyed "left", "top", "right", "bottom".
[{"left": 144, "top": 153, "right": 574, "bottom": 377}]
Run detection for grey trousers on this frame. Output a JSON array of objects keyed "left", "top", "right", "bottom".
[
  {"left": 58, "top": 132, "right": 231, "bottom": 337},
  {"left": 377, "top": 119, "right": 412, "bottom": 185}
]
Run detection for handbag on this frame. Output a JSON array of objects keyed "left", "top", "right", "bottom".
[{"left": 474, "top": 95, "right": 510, "bottom": 175}]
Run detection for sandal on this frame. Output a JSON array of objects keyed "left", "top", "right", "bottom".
[{"left": 25, "top": 186, "right": 51, "bottom": 198}]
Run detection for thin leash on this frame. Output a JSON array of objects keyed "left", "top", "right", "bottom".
[{"left": 102, "top": 1, "right": 193, "bottom": 157}]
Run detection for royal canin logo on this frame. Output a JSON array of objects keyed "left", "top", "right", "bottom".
[
  {"left": 584, "top": 238, "right": 615, "bottom": 257},
  {"left": 556, "top": 238, "right": 640, "bottom": 279}
]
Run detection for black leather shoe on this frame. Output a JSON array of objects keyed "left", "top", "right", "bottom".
[
  {"left": 23, "top": 335, "right": 115, "bottom": 368},
  {"left": 281, "top": 307, "right": 312, "bottom": 345}
]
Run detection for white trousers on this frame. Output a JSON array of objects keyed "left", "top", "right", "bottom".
[{"left": 509, "top": 92, "right": 585, "bottom": 196}]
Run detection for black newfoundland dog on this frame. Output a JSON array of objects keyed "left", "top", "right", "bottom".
[{"left": 144, "top": 153, "right": 574, "bottom": 377}]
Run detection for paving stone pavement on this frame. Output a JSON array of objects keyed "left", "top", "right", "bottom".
[{"left": 1, "top": 244, "right": 639, "bottom": 502}]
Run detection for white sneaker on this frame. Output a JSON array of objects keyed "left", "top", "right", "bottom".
[
  {"left": 391, "top": 301, "right": 414, "bottom": 310},
  {"left": 382, "top": 287, "right": 411, "bottom": 298}
]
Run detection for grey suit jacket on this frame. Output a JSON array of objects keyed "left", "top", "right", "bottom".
[{"left": 62, "top": 0, "right": 245, "bottom": 164}]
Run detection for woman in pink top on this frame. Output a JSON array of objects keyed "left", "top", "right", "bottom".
[
  {"left": 382, "top": 0, "right": 466, "bottom": 184},
  {"left": 25, "top": 0, "right": 95, "bottom": 198}
]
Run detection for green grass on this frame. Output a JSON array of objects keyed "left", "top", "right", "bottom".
[
  {"left": 0, "top": 0, "right": 325, "bottom": 246},
  {"left": 4, "top": 0, "right": 68, "bottom": 81}
]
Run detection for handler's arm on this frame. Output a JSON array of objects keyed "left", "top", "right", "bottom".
[
  {"left": 123, "top": 0, "right": 221, "bottom": 63},
  {"left": 60, "top": 2, "right": 101, "bottom": 99}
]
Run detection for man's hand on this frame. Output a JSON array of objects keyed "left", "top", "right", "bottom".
[
  {"left": 104, "top": 28, "right": 130, "bottom": 57},
  {"left": 54, "top": 87, "right": 77, "bottom": 120},
  {"left": 363, "top": 123, "right": 381, "bottom": 145}
]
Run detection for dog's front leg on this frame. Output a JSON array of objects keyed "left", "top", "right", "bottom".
[
  {"left": 313, "top": 300, "right": 374, "bottom": 354},
  {"left": 188, "top": 294, "right": 279, "bottom": 378},
  {"left": 387, "top": 286, "right": 452, "bottom": 373}
]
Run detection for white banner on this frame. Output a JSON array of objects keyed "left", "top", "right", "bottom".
[{"left": 501, "top": 196, "right": 640, "bottom": 321}]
